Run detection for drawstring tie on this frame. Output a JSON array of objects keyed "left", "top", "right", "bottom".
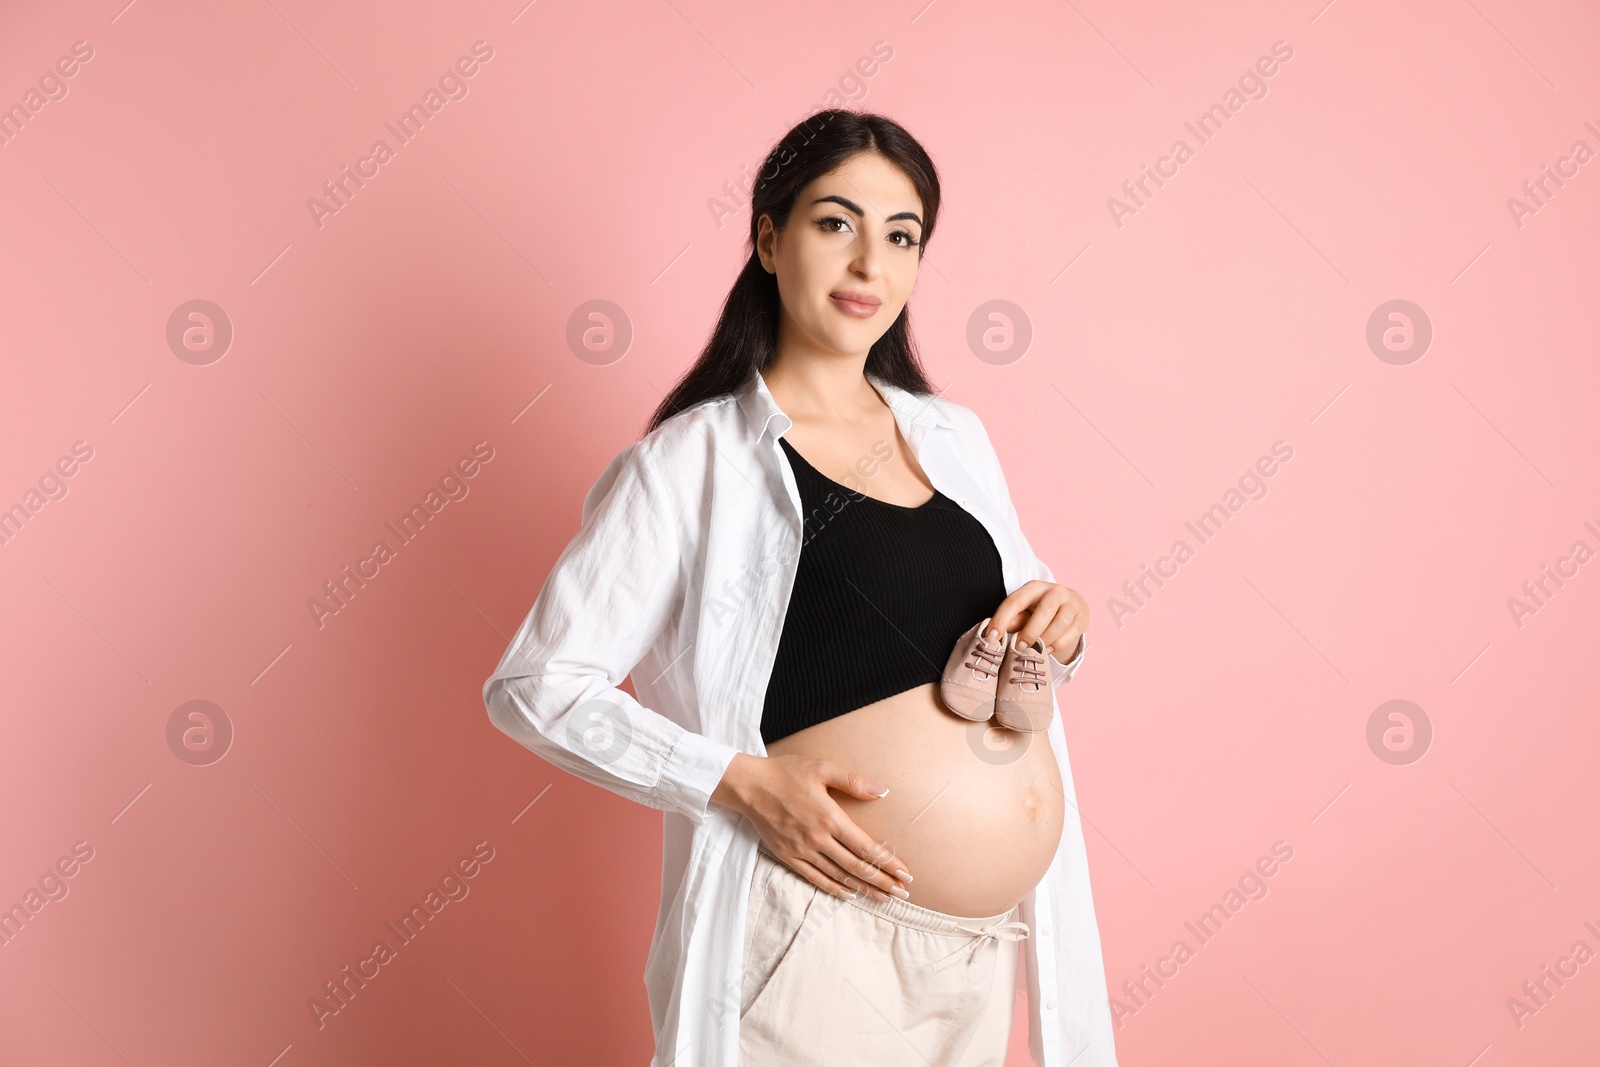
[{"left": 929, "top": 918, "right": 1031, "bottom": 971}]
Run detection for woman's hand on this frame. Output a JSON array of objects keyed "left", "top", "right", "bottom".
[
  {"left": 712, "top": 752, "right": 913, "bottom": 903},
  {"left": 989, "top": 580, "right": 1089, "bottom": 663}
]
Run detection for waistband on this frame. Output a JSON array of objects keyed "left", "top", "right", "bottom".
[{"left": 756, "top": 837, "right": 1029, "bottom": 966}]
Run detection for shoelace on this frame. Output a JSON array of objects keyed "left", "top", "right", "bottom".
[
  {"left": 1009, "top": 644, "right": 1048, "bottom": 691},
  {"left": 929, "top": 918, "right": 1032, "bottom": 971},
  {"left": 965, "top": 637, "right": 1004, "bottom": 680}
]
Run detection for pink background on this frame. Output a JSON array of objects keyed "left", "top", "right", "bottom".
[{"left": 2, "top": 1, "right": 1597, "bottom": 1064}]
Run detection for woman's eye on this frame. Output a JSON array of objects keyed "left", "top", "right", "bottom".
[{"left": 815, "top": 216, "right": 920, "bottom": 247}]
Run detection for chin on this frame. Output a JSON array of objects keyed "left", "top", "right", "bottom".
[
  {"left": 838, "top": 332, "right": 886, "bottom": 356},
  {"left": 808, "top": 324, "right": 873, "bottom": 355}
]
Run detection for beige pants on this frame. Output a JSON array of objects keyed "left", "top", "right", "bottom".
[{"left": 739, "top": 838, "right": 1028, "bottom": 1065}]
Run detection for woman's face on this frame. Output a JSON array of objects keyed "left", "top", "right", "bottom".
[{"left": 757, "top": 152, "right": 925, "bottom": 360}]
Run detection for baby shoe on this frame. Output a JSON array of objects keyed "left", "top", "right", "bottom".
[
  {"left": 939, "top": 616, "right": 1006, "bottom": 721},
  {"left": 992, "top": 632, "right": 1054, "bottom": 732}
]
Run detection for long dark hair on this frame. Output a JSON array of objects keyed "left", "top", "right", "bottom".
[{"left": 644, "top": 109, "right": 943, "bottom": 436}]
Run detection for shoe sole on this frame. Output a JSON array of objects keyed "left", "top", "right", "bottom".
[
  {"left": 939, "top": 684, "right": 995, "bottom": 722},
  {"left": 992, "top": 701, "right": 1052, "bottom": 732}
]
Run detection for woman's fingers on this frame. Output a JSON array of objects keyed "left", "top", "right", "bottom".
[
  {"left": 819, "top": 835, "right": 908, "bottom": 900},
  {"left": 809, "top": 851, "right": 883, "bottom": 901},
  {"left": 773, "top": 833, "right": 907, "bottom": 903},
  {"left": 987, "top": 581, "right": 1042, "bottom": 641},
  {"left": 1045, "top": 631, "right": 1083, "bottom": 660},
  {"left": 784, "top": 852, "right": 860, "bottom": 901},
  {"left": 832, "top": 818, "right": 911, "bottom": 884},
  {"left": 1017, "top": 591, "right": 1074, "bottom": 649},
  {"left": 995, "top": 585, "right": 1089, "bottom": 653},
  {"left": 753, "top": 754, "right": 917, "bottom": 902},
  {"left": 1041, "top": 605, "right": 1085, "bottom": 657}
]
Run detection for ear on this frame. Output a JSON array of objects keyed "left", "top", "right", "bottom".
[{"left": 755, "top": 214, "right": 778, "bottom": 272}]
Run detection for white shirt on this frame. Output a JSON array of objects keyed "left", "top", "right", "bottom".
[{"left": 482, "top": 368, "right": 1120, "bottom": 1066}]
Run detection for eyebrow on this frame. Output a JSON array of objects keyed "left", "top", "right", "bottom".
[{"left": 811, "top": 194, "right": 923, "bottom": 228}]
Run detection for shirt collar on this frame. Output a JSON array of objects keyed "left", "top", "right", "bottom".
[{"left": 734, "top": 366, "right": 953, "bottom": 442}]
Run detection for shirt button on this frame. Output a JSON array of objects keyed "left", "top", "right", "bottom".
[
  {"left": 1041, "top": 922, "right": 1052, "bottom": 936},
  {"left": 1046, "top": 998, "right": 1057, "bottom": 1011}
]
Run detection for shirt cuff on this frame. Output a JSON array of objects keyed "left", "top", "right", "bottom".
[
  {"left": 1048, "top": 631, "right": 1087, "bottom": 688},
  {"left": 663, "top": 727, "right": 743, "bottom": 824}
]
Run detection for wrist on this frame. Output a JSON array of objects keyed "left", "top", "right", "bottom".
[{"left": 711, "top": 751, "right": 762, "bottom": 814}]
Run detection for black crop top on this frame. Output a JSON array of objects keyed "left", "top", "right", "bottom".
[{"left": 760, "top": 435, "right": 1008, "bottom": 746}]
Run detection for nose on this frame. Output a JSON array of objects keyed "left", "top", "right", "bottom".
[{"left": 849, "top": 236, "right": 885, "bottom": 279}]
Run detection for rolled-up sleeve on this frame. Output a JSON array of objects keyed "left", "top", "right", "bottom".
[
  {"left": 482, "top": 438, "right": 740, "bottom": 824},
  {"left": 960, "top": 406, "right": 1088, "bottom": 690}
]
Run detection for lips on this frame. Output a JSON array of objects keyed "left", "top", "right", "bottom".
[{"left": 829, "top": 291, "right": 880, "bottom": 318}]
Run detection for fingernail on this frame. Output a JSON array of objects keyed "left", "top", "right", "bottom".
[
  {"left": 872, "top": 787, "right": 890, "bottom": 798},
  {"left": 897, "top": 870, "right": 913, "bottom": 882},
  {"left": 891, "top": 884, "right": 910, "bottom": 899}
]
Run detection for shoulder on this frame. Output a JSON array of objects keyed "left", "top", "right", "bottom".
[
  {"left": 935, "top": 396, "right": 986, "bottom": 437},
  {"left": 924, "top": 394, "right": 1008, "bottom": 486},
  {"left": 915, "top": 392, "right": 997, "bottom": 458},
  {"left": 633, "top": 392, "right": 743, "bottom": 470},
  {"left": 588, "top": 392, "right": 743, "bottom": 507},
  {"left": 872, "top": 378, "right": 987, "bottom": 442}
]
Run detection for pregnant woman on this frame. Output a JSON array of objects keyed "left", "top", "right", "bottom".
[{"left": 483, "top": 110, "right": 1119, "bottom": 1067}]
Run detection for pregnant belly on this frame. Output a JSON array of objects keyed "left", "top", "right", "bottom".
[{"left": 763, "top": 682, "right": 1065, "bottom": 918}]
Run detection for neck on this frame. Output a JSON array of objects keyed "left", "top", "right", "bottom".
[{"left": 762, "top": 354, "right": 883, "bottom": 426}]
